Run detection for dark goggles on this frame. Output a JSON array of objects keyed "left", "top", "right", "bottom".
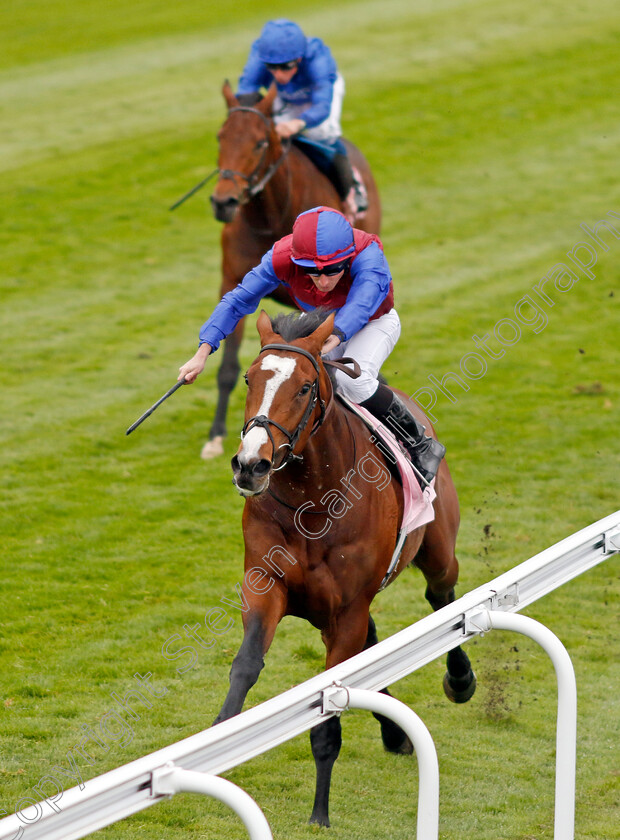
[
  {"left": 304, "top": 259, "right": 350, "bottom": 277},
  {"left": 265, "top": 60, "right": 299, "bottom": 71}
]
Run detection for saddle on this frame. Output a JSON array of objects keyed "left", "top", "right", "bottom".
[{"left": 293, "top": 136, "right": 368, "bottom": 219}]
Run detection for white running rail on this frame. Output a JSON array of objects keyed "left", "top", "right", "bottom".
[{"left": 1, "top": 510, "right": 618, "bottom": 840}]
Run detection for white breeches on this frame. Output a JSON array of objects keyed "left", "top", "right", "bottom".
[
  {"left": 274, "top": 74, "right": 345, "bottom": 144},
  {"left": 323, "top": 309, "right": 401, "bottom": 403}
]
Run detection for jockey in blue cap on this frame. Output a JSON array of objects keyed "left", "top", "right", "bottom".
[
  {"left": 235, "top": 19, "right": 367, "bottom": 222},
  {"left": 179, "top": 207, "right": 445, "bottom": 485}
]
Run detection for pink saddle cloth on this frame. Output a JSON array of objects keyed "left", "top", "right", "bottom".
[{"left": 342, "top": 399, "right": 436, "bottom": 534}]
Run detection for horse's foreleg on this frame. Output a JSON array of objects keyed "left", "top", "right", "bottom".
[
  {"left": 364, "top": 615, "right": 413, "bottom": 755},
  {"left": 213, "top": 596, "right": 283, "bottom": 725},
  {"left": 202, "top": 320, "right": 245, "bottom": 459},
  {"left": 308, "top": 716, "right": 342, "bottom": 827},
  {"left": 309, "top": 603, "right": 370, "bottom": 827},
  {"left": 213, "top": 613, "right": 265, "bottom": 725}
]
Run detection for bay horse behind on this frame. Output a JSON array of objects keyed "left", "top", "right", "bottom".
[{"left": 201, "top": 81, "right": 381, "bottom": 458}]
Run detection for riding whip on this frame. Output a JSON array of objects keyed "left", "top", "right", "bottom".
[{"left": 125, "top": 379, "right": 187, "bottom": 435}]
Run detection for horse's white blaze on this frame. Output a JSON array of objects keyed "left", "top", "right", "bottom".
[{"left": 239, "top": 355, "right": 296, "bottom": 463}]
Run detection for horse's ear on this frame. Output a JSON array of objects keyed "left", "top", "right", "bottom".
[
  {"left": 305, "top": 313, "right": 336, "bottom": 356},
  {"left": 256, "top": 310, "right": 278, "bottom": 345},
  {"left": 222, "top": 79, "right": 238, "bottom": 110},
  {"left": 257, "top": 83, "right": 278, "bottom": 116}
]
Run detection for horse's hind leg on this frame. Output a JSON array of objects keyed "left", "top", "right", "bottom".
[
  {"left": 418, "top": 525, "right": 476, "bottom": 704},
  {"left": 425, "top": 584, "right": 477, "bottom": 703},
  {"left": 364, "top": 615, "right": 413, "bottom": 755},
  {"left": 202, "top": 320, "right": 245, "bottom": 459},
  {"left": 444, "top": 645, "right": 477, "bottom": 703}
]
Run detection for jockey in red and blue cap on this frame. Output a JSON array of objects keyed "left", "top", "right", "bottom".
[
  {"left": 179, "top": 207, "right": 445, "bottom": 485},
  {"left": 236, "top": 19, "right": 367, "bottom": 221}
]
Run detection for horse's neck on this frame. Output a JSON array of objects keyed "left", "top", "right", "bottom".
[
  {"left": 271, "top": 398, "right": 360, "bottom": 499},
  {"left": 241, "top": 142, "right": 294, "bottom": 235},
  {"left": 244, "top": 143, "right": 330, "bottom": 236}
]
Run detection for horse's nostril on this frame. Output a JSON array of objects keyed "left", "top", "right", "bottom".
[
  {"left": 231, "top": 455, "right": 241, "bottom": 473},
  {"left": 211, "top": 195, "right": 239, "bottom": 209},
  {"left": 251, "top": 459, "right": 271, "bottom": 477},
  {"left": 211, "top": 195, "right": 240, "bottom": 222}
]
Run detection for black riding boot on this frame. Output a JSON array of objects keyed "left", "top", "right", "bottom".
[
  {"left": 360, "top": 385, "right": 446, "bottom": 486},
  {"left": 329, "top": 152, "right": 354, "bottom": 200},
  {"left": 330, "top": 152, "right": 369, "bottom": 214}
]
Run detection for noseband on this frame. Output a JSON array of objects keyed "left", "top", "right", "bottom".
[
  {"left": 241, "top": 344, "right": 361, "bottom": 472},
  {"left": 217, "top": 107, "right": 290, "bottom": 203}
]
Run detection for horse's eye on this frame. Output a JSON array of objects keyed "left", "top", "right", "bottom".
[
  {"left": 255, "top": 140, "right": 267, "bottom": 151},
  {"left": 299, "top": 383, "right": 311, "bottom": 396},
  {"left": 243, "top": 374, "right": 249, "bottom": 386}
]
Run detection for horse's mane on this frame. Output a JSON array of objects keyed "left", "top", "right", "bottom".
[{"left": 270, "top": 308, "right": 333, "bottom": 342}]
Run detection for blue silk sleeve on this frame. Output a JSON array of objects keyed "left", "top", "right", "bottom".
[
  {"left": 237, "top": 43, "right": 273, "bottom": 94},
  {"left": 333, "top": 243, "right": 392, "bottom": 340},
  {"left": 298, "top": 40, "right": 338, "bottom": 128},
  {"left": 199, "top": 251, "right": 281, "bottom": 351}
]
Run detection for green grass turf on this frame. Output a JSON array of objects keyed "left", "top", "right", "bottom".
[{"left": 1, "top": 1, "right": 619, "bottom": 838}]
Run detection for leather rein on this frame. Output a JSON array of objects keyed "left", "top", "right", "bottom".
[
  {"left": 169, "top": 105, "right": 291, "bottom": 212},
  {"left": 241, "top": 344, "right": 361, "bottom": 472}
]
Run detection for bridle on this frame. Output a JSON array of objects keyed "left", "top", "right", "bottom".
[
  {"left": 241, "top": 344, "right": 360, "bottom": 472},
  {"left": 241, "top": 345, "right": 325, "bottom": 472},
  {"left": 217, "top": 106, "right": 291, "bottom": 204},
  {"left": 169, "top": 104, "right": 291, "bottom": 214}
]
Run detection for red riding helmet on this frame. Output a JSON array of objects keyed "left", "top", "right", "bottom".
[{"left": 291, "top": 207, "right": 355, "bottom": 270}]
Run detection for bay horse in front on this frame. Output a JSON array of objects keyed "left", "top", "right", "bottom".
[{"left": 212, "top": 309, "right": 476, "bottom": 828}]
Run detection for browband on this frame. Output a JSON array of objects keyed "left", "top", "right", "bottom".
[{"left": 260, "top": 343, "right": 361, "bottom": 379}]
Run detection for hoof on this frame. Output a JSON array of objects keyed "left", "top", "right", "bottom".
[
  {"left": 385, "top": 734, "right": 413, "bottom": 755},
  {"left": 382, "top": 727, "right": 413, "bottom": 755},
  {"left": 443, "top": 669, "right": 476, "bottom": 704},
  {"left": 376, "top": 709, "right": 414, "bottom": 754},
  {"left": 201, "top": 435, "right": 224, "bottom": 460},
  {"left": 308, "top": 812, "right": 330, "bottom": 828}
]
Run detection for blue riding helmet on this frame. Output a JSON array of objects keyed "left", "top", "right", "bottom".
[{"left": 257, "top": 19, "right": 307, "bottom": 65}]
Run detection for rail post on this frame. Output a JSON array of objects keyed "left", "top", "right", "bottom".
[
  {"left": 466, "top": 610, "right": 577, "bottom": 840},
  {"left": 323, "top": 683, "right": 439, "bottom": 840},
  {"left": 151, "top": 763, "right": 273, "bottom": 840}
]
